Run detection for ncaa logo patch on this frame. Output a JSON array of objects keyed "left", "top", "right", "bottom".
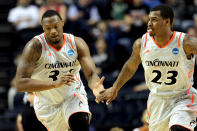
[
  {"left": 67, "top": 50, "right": 74, "bottom": 56},
  {"left": 172, "top": 48, "right": 179, "bottom": 55}
]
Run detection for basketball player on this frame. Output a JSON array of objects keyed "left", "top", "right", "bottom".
[
  {"left": 96, "top": 5, "right": 197, "bottom": 131},
  {"left": 15, "top": 10, "right": 105, "bottom": 131}
]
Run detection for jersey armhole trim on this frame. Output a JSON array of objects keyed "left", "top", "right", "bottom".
[
  {"left": 39, "top": 35, "right": 47, "bottom": 51},
  {"left": 68, "top": 34, "right": 74, "bottom": 49},
  {"left": 188, "top": 64, "right": 195, "bottom": 78},
  {"left": 144, "top": 33, "right": 148, "bottom": 48},
  {"left": 178, "top": 32, "right": 182, "bottom": 48}
]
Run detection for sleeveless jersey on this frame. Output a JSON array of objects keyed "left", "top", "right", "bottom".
[
  {"left": 32, "top": 33, "right": 87, "bottom": 106},
  {"left": 140, "top": 31, "right": 195, "bottom": 96}
]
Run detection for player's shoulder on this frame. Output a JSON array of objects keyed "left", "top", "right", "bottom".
[
  {"left": 23, "top": 38, "right": 42, "bottom": 60},
  {"left": 72, "top": 34, "right": 83, "bottom": 41},
  {"left": 182, "top": 33, "right": 197, "bottom": 55},
  {"left": 26, "top": 38, "right": 42, "bottom": 50},
  {"left": 183, "top": 33, "right": 191, "bottom": 43},
  {"left": 182, "top": 33, "right": 196, "bottom": 48},
  {"left": 73, "top": 35, "right": 86, "bottom": 46},
  {"left": 133, "top": 38, "right": 142, "bottom": 48}
]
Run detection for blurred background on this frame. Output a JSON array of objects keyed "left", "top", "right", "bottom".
[{"left": 0, "top": 0, "right": 196, "bottom": 131}]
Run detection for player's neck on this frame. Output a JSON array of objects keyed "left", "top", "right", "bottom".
[
  {"left": 154, "top": 30, "right": 173, "bottom": 47},
  {"left": 47, "top": 35, "right": 64, "bottom": 50}
]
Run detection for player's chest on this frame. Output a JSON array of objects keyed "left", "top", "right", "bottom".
[
  {"left": 42, "top": 49, "right": 78, "bottom": 69},
  {"left": 45, "top": 48, "right": 77, "bottom": 62},
  {"left": 142, "top": 45, "right": 181, "bottom": 61}
]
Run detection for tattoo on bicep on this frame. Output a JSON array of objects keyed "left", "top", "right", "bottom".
[
  {"left": 19, "top": 40, "right": 41, "bottom": 78},
  {"left": 29, "top": 41, "right": 41, "bottom": 62}
]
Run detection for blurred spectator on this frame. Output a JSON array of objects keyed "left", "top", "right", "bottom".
[
  {"left": 8, "top": 0, "right": 40, "bottom": 31},
  {"left": 95, "top": 0, "right": 111, "bottom": 20},
  {"left": 67, "top": 0, "right": 101, "bottom": 44},
  {"left": 93, "top": 21, "right": 109, "bottom": 38},
  {"left": 194, "top": 14, "right": 197, "bottom": 29},
  {"left": 124, "top": 0, "right": 149, "bottom": 39},
  {"left": 112, "top": 0, "right": 149, "bottom": 62},
  {"left": 109, "top": 0, "right": 128, "bottom": 30},
  {"left": 92, "top": 38, "right": 116, "bottom": 74},
  {"left": 92, "top": 21, "right": 118, "bottom": 49},
  {"left": 186, "top": 26, "right": 197, "bottom": 37},
  {"left": 164, "top": 0, "right": 185, "bottom": 31},
  {"left": 40, "top": 0, "right": 67, "bottom": 22},
  {"left": 34, "top": 0, "right": 45, "bottom": 7},
  {"left": 92, "top": 38, "right": 117, "bottom": 86},
  {"left": 186, "top": 14, "right": 197, "bottom": 37},
  {"left": 110, "top": 0, "right": 128, "bottom": 21},
  {"left": 172, "top": 0, "right": 197, "bottom": 31},
  {"left": 181, "top": 0, "right": 197, "bottom": 21},
  {"left": 67, "top": 0, "right": 101, "bottom": 26},
  {"left": 7, "top": 0, "right": 41, "bottom": 51},
  {"left": 63, "top": 0, "right": 75, "bottom": 5}
]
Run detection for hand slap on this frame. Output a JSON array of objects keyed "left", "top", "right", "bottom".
[
  {"left": 92, "top": 76, "right": 105, "bottom": 103},
  {"left": 96, "top": 86, "right": 118, "bottom": 105}
]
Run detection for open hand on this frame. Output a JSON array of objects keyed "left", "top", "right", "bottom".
[{"left": 92, "top": 76, "right": 105, "bottom": 102}]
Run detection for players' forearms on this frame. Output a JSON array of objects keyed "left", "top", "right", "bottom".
[
  {"left": 87, "top": 72, "right": 100, "bottom": 90},
  {"left": 16, "top": 78, "right": 56, "bottom": 92},
  {"left": 113, "top": 61, "right": 138, "bottom": 91}
]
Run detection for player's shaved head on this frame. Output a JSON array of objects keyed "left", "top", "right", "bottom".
[{"left": 41, "top": 10, "right": 62, "bottom": 22}]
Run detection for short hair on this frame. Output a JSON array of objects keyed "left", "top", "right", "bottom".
[
  {"left": 41, "top": 10, "right": 62, "bottom": 21},
  {"left": 151, "top": 5, "right": 174, "bottom": 25}
]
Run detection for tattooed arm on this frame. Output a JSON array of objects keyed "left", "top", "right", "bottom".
[
  {"left": 16, "top": 39, "right": 75, "bottom": 92},
  {"left": 96, "top": 38, "right": 142, "bottom": 104},
  {"left": 183, "top": 34, "right": 197, "bottom": 58}
]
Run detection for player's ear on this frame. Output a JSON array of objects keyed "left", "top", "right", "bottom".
[
  {"left": 165, "top": 18, "right": 170, "bottom": 26},
  {"left": 61, "top": 20, "right": 64, "bottom": 27},
  {"left": 40, "top": 19, "right": 44, "bottom": 27}
]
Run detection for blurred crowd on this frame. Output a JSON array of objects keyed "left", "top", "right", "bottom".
[{"left": 0, "top": 0, "right": 197, "bottom": 130}]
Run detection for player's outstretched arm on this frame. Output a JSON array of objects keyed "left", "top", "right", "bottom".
[
  {"left": 183, "top": 34, "right": 197, "bottom": 56},
  {"left": 96, "top": 38, "right": 142, "bottom": 105},
  {"left": 75, "top": 36, "right": 105, "bottom": 98},
  {"left": 16, "top": 39, "right": 75, "bottom": 92}
]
